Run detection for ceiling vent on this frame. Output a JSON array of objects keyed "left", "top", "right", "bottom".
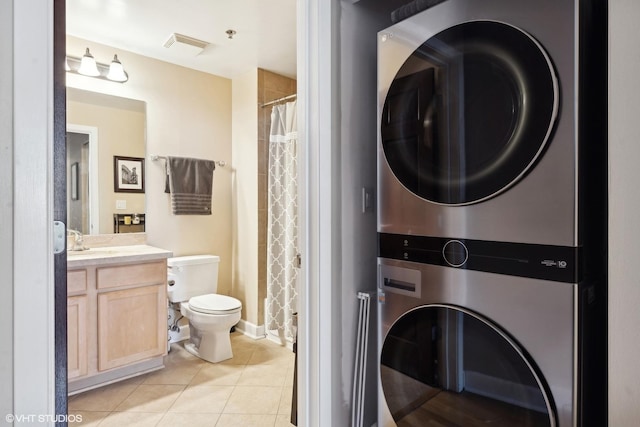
[{"left": 163, "top": 33, "right": 209, "bottom": 56}]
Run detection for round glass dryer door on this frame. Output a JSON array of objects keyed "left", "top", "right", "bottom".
[
  {"left": 380, "top": 305, "right": 555, "bottom": 426},
  {"left": 381, "top": 21, "right": 558, "bottom": 205}
]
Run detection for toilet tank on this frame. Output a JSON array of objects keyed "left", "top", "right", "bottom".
[{"left": 167, "top": 255, "right": 219, "bottom": 303}]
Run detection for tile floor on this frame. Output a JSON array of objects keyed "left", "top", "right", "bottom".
[{"left": 69, "top": 332, "right": 297, "bottom": 427}]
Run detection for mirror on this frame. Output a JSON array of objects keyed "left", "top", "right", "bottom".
[{"left": 66, "top": 88, "right": 146, "bottom": 234}]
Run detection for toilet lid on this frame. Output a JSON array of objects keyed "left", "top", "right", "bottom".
[{"left": 189, "top": 294, "right": 242, "bottom": 315}]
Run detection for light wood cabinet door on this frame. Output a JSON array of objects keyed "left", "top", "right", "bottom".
[
  {"left": 67, "top": 296, "right": 88, "bottom": 379},
  {"left": 67, "top": 269, "right": 87, "bottom": 294},
  {"left": 97, "top": 284, "right": 167, "bottom": 371}
]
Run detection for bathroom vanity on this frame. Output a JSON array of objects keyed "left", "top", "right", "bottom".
[{"left": 67, "top": 244, "right": 172, "bottom": 394}]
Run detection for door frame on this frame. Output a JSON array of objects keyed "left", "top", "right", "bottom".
[
  {"left": 10, "top": 0, "right": 65, "bottom": 420},
  {"left": 54, "top": 0, "right": 69, "bottom": 419},
  {"left": 43, "top": 0, "right": 341, "bottom": 426},
  {"left": 0, "top": 0, "right": 14, "bottom": 419},
  {"left": 297, "top": 0, "right": 339, "bottom": 425},
  {"left": 66, "top": 124, "right": 100, "bottom": 234}
]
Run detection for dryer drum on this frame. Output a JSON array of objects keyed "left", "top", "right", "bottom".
[
  {"left": 380, "top": 304, "right": 556, "bottom": 426},
  {"left": 381, "top": 20, "right": 558, "bottom": 205}
]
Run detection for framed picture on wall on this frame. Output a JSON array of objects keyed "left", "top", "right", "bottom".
[{"left": 114, "top": 156, "right": 145, "bottom": 193}]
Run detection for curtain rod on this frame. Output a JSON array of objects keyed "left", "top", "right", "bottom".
[
  {"left": 259, "top": 93, "right": 297, "bottom": 108},
  {"left": 150, "top": 155, "right": 226, "bottom": 168}
]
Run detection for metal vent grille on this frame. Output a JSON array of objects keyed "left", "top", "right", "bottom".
[{"left": 163, "top": 33, "right": 209, "bottom": 54}]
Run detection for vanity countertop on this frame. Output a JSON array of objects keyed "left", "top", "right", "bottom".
[{"left": 67, "top": 244, "right": 173, "bottom": 268}]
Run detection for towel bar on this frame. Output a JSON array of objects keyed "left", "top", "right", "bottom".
[{"left": 150, "top": 154, "right": 226, "bottom": 168}]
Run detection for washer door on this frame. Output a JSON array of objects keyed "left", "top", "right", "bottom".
[
  {"left": 381, "top": 21, "right": 558, "bottom": 205},
  {"left": 380, "top": 305, "right": 556, "bottom": 426}
]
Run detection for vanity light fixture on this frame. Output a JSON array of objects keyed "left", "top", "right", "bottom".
[{"left": 66, "top": 47, "right": 129, "bottom": 83}]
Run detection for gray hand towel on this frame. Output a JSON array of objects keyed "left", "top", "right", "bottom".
[{"left": 166, "top": 156, "right": 216, "bottom": 215}]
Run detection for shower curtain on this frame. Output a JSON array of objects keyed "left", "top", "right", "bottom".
[{"left": 266, "top": 100, "right": 298, "bottom": 344}]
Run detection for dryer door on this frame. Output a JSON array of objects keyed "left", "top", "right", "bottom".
[
  {"left": 381, "top": 21, "right": 558, "bottom": 205},
  {"left": 380, "top": 304, "right": 556, "bottom": 426}
]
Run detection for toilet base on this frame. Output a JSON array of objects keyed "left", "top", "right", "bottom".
[
  {"left": 179, "top": 301, "right": 241, "bottom": 364},
  {"left": 183, "top": 328, "right": 234, "bottom": 363}
]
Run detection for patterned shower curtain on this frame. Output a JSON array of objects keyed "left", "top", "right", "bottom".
[{"left": 266, "top": 100, "right": 298, "bottom": 344}]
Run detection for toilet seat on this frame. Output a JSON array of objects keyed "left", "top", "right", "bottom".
[{"left": 188, "top": 294, "right": 242, "bottom": 315}]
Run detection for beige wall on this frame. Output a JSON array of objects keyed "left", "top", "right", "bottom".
[
  {"left": 67, "top": 96, "right": 145, "bottom": 234},
  {"left": 231, "top": 69, "right": 259, "bottom": 325},
  {"left": 66, "top": 36, "right": 234, "bottom": 296}
]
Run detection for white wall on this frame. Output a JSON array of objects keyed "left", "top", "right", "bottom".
[
  {"left": 339, "top": 3, "right": 376, "bottom": 425},
  {"left": 0, "top": 0, "right": 14, "bottom": 419},
  {"left": 231, "top": 69, "right": 260, "bottom": 326},
  {"left": 337, "top": 1, "right": 414, "bottom": 425},
  {"left": 609, "top": 0, "right": 640, "bottom": 424},
  {"left": 9, "top": 0, "right": 57, "bottom": 421},
  {"left": 66, "top": 36, "right": 234, "bottom": 295}
]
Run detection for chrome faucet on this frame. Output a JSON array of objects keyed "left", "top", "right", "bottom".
[{"left": 67, "top": 229, "right": 88, "bottom": 251}]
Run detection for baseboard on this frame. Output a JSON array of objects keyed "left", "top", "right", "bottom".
[
  {"left": 265, "top": 331, "right": 295, "bottom": 350},
  {"left": 68, "top": 357, "right": 164, "bottom": 395},
  {"left": 236, "top": 319, "right": 266, "bottom": 340}
]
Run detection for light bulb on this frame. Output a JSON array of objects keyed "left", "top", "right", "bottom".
[
  {"left": 107, "top": 54, "right": 128, "bottom": 82},
  {"left": 77, "top": 48, "right": 100, "bottom": 77}
]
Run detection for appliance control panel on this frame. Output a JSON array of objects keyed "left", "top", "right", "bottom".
[{"left": 378, "top": 232, "right": 580, "bottom": 283}]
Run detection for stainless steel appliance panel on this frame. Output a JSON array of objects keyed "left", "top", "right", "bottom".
[
  {"left": 377, "top": 0, "right": 579, "bottom": 246},
  {"left": 377, "top": 258, "right": 576, "bottom": 426}
]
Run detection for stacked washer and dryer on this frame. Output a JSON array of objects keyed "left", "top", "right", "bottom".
[{"left": 376, "top": 1, "right": 607, "bottom": 426}]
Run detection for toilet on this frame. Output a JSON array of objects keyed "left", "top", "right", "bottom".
[{"left": 167, "top": 255, "right": 242, "bottom": 363}]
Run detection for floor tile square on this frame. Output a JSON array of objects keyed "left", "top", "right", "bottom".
[
  {"left": 189, "top": 363, "right": 245, "bottom": 386},
  {"left": 68, "top": 382, "right": 138, "bottom": 412},
  {"left": 142, "top": 359, "right": 203, "bottom": 385},
  {"left": 237, "top": 363, "right": 289, "bottom": 387},
  {"left": 114, "top": 384, "right": 185, "bottom": 412},
  {"left": 215, "top": 413, "right": 277, "bottom": 427},
  {"left": 168, "top": 385, "right": 234, "bottom": 413},
  {"left": 96, "top": 411, "right": 165, "bottom": 427},
  {"left": 223, "top": 386, "right": 282, "bottom": 414},
  {"left": 247, "top": 346, "right": 294, "bottom": 366},
  {"left": 278, "top": 386, "right": 294, "bottom": 415},
  {"left": 157, "top": 412, "right": 220, "bottom": 426},
  {"left": 69, "top": 411, "right": 109, "bottom": 426}
]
